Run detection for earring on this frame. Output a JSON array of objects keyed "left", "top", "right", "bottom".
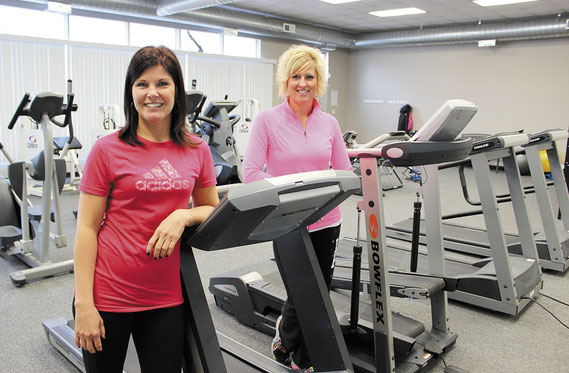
[{"left": 130, "top": 102, "right": 136, "bottom": 112}]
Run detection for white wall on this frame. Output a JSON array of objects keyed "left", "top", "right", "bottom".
[
  {"left": 346, "top": 38, "right": 569, "bottom": 143},
  {"left": 0, "top": 37, "right": 68, "bottom": 161}
]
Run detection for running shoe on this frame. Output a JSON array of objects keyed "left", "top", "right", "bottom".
[
  {"left": 291, "top": 360, "right": 315, "bottom": 372},
  {"left": 271, "top": 315, "right": 291, "bottom": 365}
]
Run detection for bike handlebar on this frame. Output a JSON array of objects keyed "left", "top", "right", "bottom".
[{"left": 8, "top": 93, "right": 31, "bottom": 129}]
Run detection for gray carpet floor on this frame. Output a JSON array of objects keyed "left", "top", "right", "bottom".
[{"left": 0, "top": 166, "right": 568, "bottom": 373}]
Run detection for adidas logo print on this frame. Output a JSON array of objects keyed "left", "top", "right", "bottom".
[{"left": 135, "top": 158, "right": 190, "bottom": 191}]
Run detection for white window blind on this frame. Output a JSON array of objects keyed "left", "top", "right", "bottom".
[
  {"left": 0, "top": 35, "right": 274, "bottom": 162},
  {"left": 0, "top": 38, "right": 66, "bottom": 161}
]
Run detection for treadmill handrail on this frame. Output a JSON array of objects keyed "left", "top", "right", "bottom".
[
  {"left": 359, "top": 131, "right": 410, "bottom": 149},
  {"left": 472, "top": 132, "right": 529, "bottom": 150},
  {"left": 525, "top": 128, "right": 568, "bottom": 146},
  {"left": 347, "top": 138, "right": 473, "bottom": 167}
]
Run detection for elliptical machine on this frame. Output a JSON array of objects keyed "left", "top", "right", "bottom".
[
  {"left": 186, "top": 88, "right": 242, "bottom": 185},
  {"left": 0, "top": 91, "right": 76, "bottom": 286}
]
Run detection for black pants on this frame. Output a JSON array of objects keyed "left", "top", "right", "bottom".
[
  {"left": 274, "top": 224, "right": 341, "bottom": 369},
  {"left": 73, "top": 302, "right": 184, "bottom": 373}
]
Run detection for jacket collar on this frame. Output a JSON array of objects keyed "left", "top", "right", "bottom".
[{"left": 283, "top": 97, "right": 320, "bottom": 119}]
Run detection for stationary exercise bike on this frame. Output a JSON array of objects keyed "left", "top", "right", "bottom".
[
  {"left": 187, "top": 89, "right": 242, "bottom": 186},
  {"left": 0, "top": 91, "right": 76, "bottom": 286}
]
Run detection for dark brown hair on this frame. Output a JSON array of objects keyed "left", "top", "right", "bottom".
[{"left": 121, "top": 46, "right": 196, "bottom": 148}]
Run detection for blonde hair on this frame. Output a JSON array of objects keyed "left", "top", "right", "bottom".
[{"left": 276, "top": 44, "right": 327, "bottom": 98}]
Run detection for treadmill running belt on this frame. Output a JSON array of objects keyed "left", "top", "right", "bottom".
[{"left": 388, "top": 218, "right": 522, "bottom": 248}]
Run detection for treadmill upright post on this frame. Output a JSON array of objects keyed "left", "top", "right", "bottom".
[
  {"left": 501, "top": 154, "right": 540, "bottom": 262},
  {"left": 273, "top": 227, "right": 353, "bottom": 372},
  {"left": 359, "top": 155, "right": 395, "bottom": 373},
  {"left": 546, "top": 143, "right": 569, "bottom": 230},
  {"left": 421, "top": 164, "right": 450, "bottom": 332},
  {"left": 470, "top": 150, "right": 525, "bottom": 309},
  {"left": 525, "top": 144, "right": 569, "bottom": 266},
  {"left": 180, "top": 245, "right": 227, "bottom": 373}
]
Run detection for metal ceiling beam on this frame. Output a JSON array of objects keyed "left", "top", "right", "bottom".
[
  {"left": 156, "top": 0, "right": 242, "bottom": 17},
  {"left": 355, "top": 16, "right": 569, "bottom": 48}
]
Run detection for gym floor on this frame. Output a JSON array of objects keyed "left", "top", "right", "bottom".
[{"left": 0, "top": 166, "right": 567, "bottom": 373}]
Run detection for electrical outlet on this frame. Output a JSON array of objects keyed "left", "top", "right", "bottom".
[{"left": 283, "top": 23, "right": 296, "bottom": 33}]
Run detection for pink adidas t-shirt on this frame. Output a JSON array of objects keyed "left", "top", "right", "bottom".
[{"left": 79, "top": 132, "right": 216, "bottom": 312}]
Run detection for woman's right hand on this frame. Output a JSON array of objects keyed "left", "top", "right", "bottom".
[{"left": 74, "top": 304, "right": 105, "bottom": 354}]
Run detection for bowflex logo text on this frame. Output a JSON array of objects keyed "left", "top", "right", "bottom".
[
  {"left": 135, "top": 158, "right": 190, "bottom": 192},
  {"left": 369, "top": 212, "right": 385, "bottom": 326},
  {"left": 371, "top": 239, "right": 385, "bottom": 325}
]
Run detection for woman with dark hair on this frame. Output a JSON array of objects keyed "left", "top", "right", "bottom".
[
  {"left": 73, "top": 46, "right": 218, "bottom": 373},
  {"left": 120, "top": 46, "right": 194, "bottom": 148}
]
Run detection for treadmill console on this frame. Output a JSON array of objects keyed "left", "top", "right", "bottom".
[
  {"left": 348, "top": 99, "right": 477, "bottom": 166},
  {"left": 186, "top": 170, "right": 360, "bottom": 250},
  {"left": 202, "top": 100, "right": 238, "bottom": 118},
  {"left": 411, "top": 99, "right": 478, "bottom": 142}
]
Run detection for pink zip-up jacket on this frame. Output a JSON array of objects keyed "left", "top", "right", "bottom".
[{"left": 242, "top": 99, "right": 352, "bottom": 231}]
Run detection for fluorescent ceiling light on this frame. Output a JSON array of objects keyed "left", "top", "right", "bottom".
[
  {"left": 478, "top": 39, "right": 497, "bottom": 47},
  {"left": 369, "top": 7, "right": 426, "bottom": 18},
  {"left": 223, "top": 27, "right": 238, "bottom": 36},
  {"left": 473, "top": 0, "right": 539, "bottom": 6},
  {"left": 47, "top": 1, "right": 72, "bottom": 14},
  {"left": 320, "top": 0, "right": 362, "bottom": 4}
]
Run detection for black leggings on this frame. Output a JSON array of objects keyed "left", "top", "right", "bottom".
[
  {"left": 274, "top": 224, "right": 341, "bottom": 369},
  {"left": 73, "top": 302, "right": 184, "bottom": 373}
]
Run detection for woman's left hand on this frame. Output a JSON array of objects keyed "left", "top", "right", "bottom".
[
  {"left": 147, "top": 186, "right": 218, "bottom": 259},
  {"left": 146, "top": 209, "right": 191, "bottom": 259}
]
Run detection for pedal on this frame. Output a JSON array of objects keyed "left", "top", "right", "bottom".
[{"left": 28, "top": 206, "right": 56, "bottom": 222}]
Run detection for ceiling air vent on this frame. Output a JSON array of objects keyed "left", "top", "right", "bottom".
[{"left": 283, "top": 23, "right": 296, "bottom": 34}]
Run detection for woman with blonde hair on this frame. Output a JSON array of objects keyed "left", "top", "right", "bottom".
[{"left": 243, "top": 44, "right": 351, "bottom": 372}]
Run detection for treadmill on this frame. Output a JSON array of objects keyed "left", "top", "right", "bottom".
[
  {"left": 383, "top": 130, "right": 543, "bottom": 315},
  {"left": 210, "top": 99, "right": 479, "bottom": 372},
  {"left": 522, "top": 129, "right": 569, "bottom": 272},
  {"left": 387, "top": 129, "right": 569, "bottom": 272},
  {"left": 43, "top": 318, "right": 289, "bottom": 373},
  {"left": 43, "top": 169, "right": 361, "bottom": 373}
]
